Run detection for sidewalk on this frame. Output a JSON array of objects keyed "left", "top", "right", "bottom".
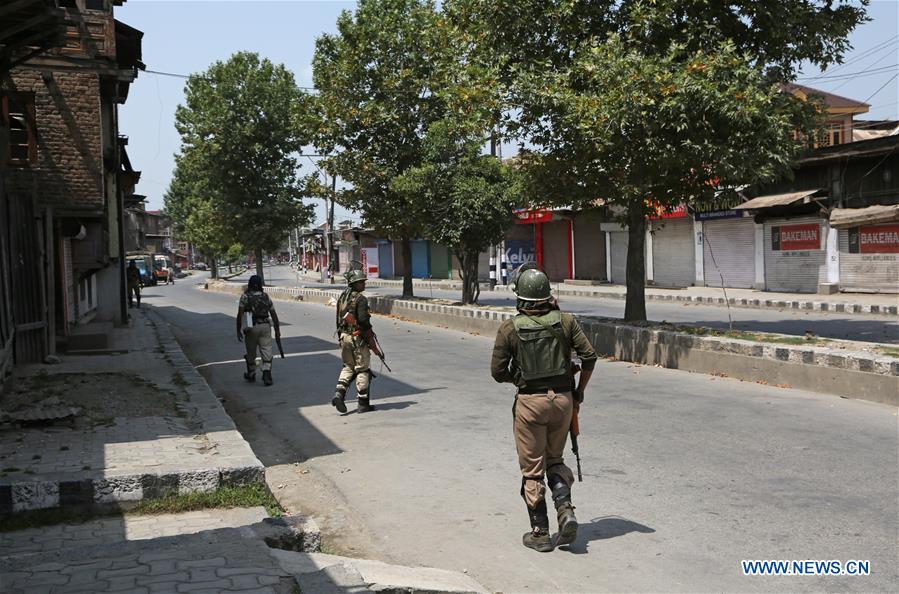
[
  {"left": 290, "top": 270, "right": 898, "bottom": 315},
  {"left": 1, "top": 506, "right": 485, "bottom": 593},
  {"left": 0, "top": 307, "right": 263, "bottom": 513}
]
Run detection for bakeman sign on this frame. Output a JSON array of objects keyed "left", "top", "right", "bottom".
[
  {"left": 848, "top": 223, "right": 899, "bottom": 254},
  {"left": 771, "top": 223, "right": 821, "bottom": 251}
]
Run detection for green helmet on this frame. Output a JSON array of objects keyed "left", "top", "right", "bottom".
[
  {"left": 513, "top": 268, "right": 551, "bottom": 301},
  {"left": 345, "top": 269, "right": 367, "bottom": 285}
]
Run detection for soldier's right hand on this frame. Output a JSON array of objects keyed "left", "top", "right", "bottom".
[{"left": 237, "top": 332, "right": 244, "bottom": 343}]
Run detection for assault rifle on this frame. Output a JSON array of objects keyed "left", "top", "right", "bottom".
[
  {"left": 342, "top": 312, "right": 392, "bottom": 372},
  {"left": 570, "top": 362, "right": 583, "bottom": 482}
]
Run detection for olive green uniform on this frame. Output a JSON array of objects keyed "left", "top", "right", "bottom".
[
  {"left": 491, "top": 303, "right": 597, "bottom": 544},
  {"left": 335, "top": 287, "right": 373, "bottom": 403}
]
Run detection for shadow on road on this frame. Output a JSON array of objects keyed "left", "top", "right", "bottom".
[{"left": 559, "top": 516, "right": 655, "bottom": 555}]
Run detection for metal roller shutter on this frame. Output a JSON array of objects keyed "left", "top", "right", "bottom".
[
  {"left": 609, "top": 231, "right": 628, "bottom": 284},
  {"left": 764, "top": 216, "right": 826, "bottom": 293},
  {"left": 703, "top": 218, "right": 755, "bottom": 288},
  {"left": 652, "top": 218, "right": 695, "bottom": 287},
  {"left": 839, "top": 228, "right": 899, "bottom": 293}
]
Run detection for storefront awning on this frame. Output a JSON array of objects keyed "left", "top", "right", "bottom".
[
  {"left": 829, "top": 204, "right": 899, "bottom": 228},
  {"left": 734, "top": 189, "right": 823, "bottom": 210}
]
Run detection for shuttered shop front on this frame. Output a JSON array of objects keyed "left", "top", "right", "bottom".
[
  {"left": 609, "top": 231, "right": 628, "bottom": 284},
  {"left": 764, "top": 217, "right": 826, "bottom": 293},
  {"left": 702, "top": 218, "right": 755, "bottom": 288},
  {"left": 839, "top": 223, "right": 899, "bottom": 293},
  {"left": 652, "top": 218, "right": 694, "bottom": 287}
]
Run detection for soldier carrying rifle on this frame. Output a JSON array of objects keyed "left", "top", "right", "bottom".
[
  {"left": 491, "top": 264, "right": 597, "bottom": 552},
  {"left": 332, "top": 267, "right": 383, "bottom": 414}
]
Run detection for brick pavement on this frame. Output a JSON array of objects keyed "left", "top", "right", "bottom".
[{"left": 0, "top": 308, "right": 263, "bottom": 513}]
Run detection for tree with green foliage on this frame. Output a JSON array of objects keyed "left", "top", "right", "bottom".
[
  {"left": 393, "top": 121, "right": 519, "bottom": 304},
  {"left": 173, "top": 51, "right": 315, "bottom": 286},
  {"left": 448, "top": 0, "right": 868, "bottom": 320},
  {"left": 312, "top": 0, "right": 498, "bottom": 297},
  {"left": 164, "top": 152, "right": 232, "bottom": 279}
]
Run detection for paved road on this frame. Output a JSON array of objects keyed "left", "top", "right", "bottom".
[
  {"left": 146, "top": 275, "right": 898, "bottom": 593},
  {"left": 266, "top": 266, "right": 898, "bottom": 345}
]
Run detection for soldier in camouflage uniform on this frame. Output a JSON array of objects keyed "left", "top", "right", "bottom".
[
  {"left": 491, "top": 266, "right": 597, "bottom": 552},
  {"left": 332, "top": 269, "right": 375, "bottom": 413},
  {"left": 126, "top": 260, "right": 143, "bottom": 308},
  {"left": 236, "top": 275, "right": 281, "bottom": 386}
]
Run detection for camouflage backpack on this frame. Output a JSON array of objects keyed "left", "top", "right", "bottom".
[{"left": 245, "top": 291, "right": 272, "bottom": 323}]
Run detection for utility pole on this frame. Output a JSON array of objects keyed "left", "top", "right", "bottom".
[{"left": 329, "top": 173, "right": 337, "bottom": 284}]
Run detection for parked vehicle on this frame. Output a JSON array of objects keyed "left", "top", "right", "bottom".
[
  {"left": 194, "top": 262, "right": 208, "bottom": 271},
  {"left": 154, "top": 255, "right": 174, "bottom": 284},
  {"left": 126, "top": 253, "right": 156, "bottom": 286}
]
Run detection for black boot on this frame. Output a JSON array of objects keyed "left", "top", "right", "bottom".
[
  {"left": 262, "top": 370, "right": 272, "bottom": 386},
  {"left": 550, "top": 475, "right": 578, "bottom": 546},
  {"left": 243, "top": 357, "right": 256, "bottom": 382},
  {"left": 357, "top": 396, "right": 375, "bottom": 413},
  {"left": 522, "top": 500, "right": 553, "bottom": 552},
  {"left": 331, "top": 388, "right": 347, "bottom": 413}
]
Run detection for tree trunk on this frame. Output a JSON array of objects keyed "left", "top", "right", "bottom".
[
  {"left": 255, "top": 247, "right": 265, "bottom": 285},
  {"left": 401, "top": 237, "right": 414, "bottom": 298},
  {"left": 228, "top": 259, "right": 233, "bottom": 273},
  {"left": 210, "top": 256, "right": 218, "bottom": 280},
  {"left": 459, "top": 249, "right": 480, "bottom": 305},
  {"left": 624, "top": 202, "right": 647, "bottom": 321}
]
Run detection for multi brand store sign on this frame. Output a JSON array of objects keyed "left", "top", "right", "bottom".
[
  {"left": 771, "top": 223, "right": 820, "bottom": 251},
  {"left": 848, "top": 223, "right": 899, "bottom": 254},
  {"left": 514, "top": 208, "right": 553, "bottom": 225}
]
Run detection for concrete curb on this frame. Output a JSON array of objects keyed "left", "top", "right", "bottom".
[
  {"left": 271, "top": 549, "right": 488, "bottom": 594},
  {"left": 335, "top": 276, "right": 899, "bottom": 316},
  {"left": 0, "top": 310, "right": 266, "bottom": 515},
  {"left": 205, "top": 281, "right": 898, "bottom": 406}
]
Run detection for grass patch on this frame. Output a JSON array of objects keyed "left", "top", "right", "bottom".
[
  {"left": 878, "top": 347, "right": 899, "bottom": 358},
  {"left": 129, "top": 484, "right": 281, "bottom": 518},
  {"left": 0, "top": 484, "right": 281, "bottom": 533},
  {"left": 674, "top": 325, "right": 829, "bottom": 346}
]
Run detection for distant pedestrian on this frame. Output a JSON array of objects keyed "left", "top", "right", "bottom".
[
  {"left": 331, "top": 268, "right": 375, "bottom": 413},
  {"left": 236, "top": 275, "right": 281, "bottom": 386},
  {"left": 491, "top": 264, "right": 597, "bottom": 552},
  {"left": 126, "top": 260, "right": 143, "bottom": 308}
]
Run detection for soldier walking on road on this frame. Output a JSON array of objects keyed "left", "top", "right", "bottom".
[
  {"left": 491, "top": 265, "right": 597, "bottom": 552},
  {"left": 236, "top": 275, "right": 281, "bottom": 386},
  {"left": 126, "top": 260, "right": 143, "bottom": 308},
  {"left": 332, "top": 269, "right": 375, "bottom": 414}
]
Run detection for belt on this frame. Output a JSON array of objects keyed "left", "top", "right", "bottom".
[{"left": 253, "top": 318, "right": 270, "bottom": 325}]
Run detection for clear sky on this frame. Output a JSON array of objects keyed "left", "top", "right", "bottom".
[{"left": 118, "top": 0, "right": 899, "bottom": 221}]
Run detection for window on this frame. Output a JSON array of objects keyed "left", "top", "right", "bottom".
[{"left": 2, "top": 93, "right": 37, "bottom": 166}]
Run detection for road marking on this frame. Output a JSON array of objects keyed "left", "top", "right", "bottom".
[{"left": 194, "top": 349, "right": 335, "bottom": 369}]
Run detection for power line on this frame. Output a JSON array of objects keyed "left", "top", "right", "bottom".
[
  {"left": 797, "top": 63, "right": 897, "bottom": 82},
  {"left": 861, "top": 72, "right": 899, "bottom": 105},
  {"left": 801, "top": 34, "right": 899, "bottom": 80}
]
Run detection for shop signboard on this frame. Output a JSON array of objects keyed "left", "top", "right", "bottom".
[
  {"left": 848, "top": 223, "right": 899, "bottom": 254},
  {"left": 361, "top": 247, "right": 380, "bottom": 278},
  {"left": 514, "top": 208, "right": 553, "bottom": 225},
  {"left": 771, "top": 223, "right": 820, "bottom": 251},
  {"left": 691, "top": 193, "right": 744, "bottom": 221},
  {"left": 505, "top": 240, "right": 535, "bottom": 267}
]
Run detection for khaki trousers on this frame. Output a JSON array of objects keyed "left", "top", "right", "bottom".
[
  {"left": 336, "top": 333, "right": 371, "bottom": 396},
  {"left": 514, "top": 389, "right": 576, "bottom": 508},
  {"left": 244, "top": 323, "right": 273, "bottom": 372}
]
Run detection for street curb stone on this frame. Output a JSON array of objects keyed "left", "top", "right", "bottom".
[{"left": 205, "top": 281, "right": 898, "bottom": 406}]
